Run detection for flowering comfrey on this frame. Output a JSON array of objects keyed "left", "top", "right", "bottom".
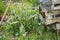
[
  {"left": 11, "top": 9, "right": 15, "bottom": 16},
  {"left": 16, "top": 15, "right": 19, "bottom": 19},
  {"left": 32, "top": 6, "right": 35, "bottom": 10}
]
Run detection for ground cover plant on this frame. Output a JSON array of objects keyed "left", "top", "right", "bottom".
[{"left": 0, "top": 0, "right": 60, "bottom": 40}]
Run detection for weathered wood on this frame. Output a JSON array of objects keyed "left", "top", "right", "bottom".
[
  {"left": 52, "top": 0, "right": 60, "bottom": 4},
  {"left": 56, "top": 23, "right": 60, "bottom": 35}
]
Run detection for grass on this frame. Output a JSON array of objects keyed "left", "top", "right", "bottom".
[
  {"left": 0, "top": 1, "right": 60, "bottom": 40},
  {"left": 17, "top": 32, "right": 60, "bottom": 40},
  {"left": 0, "top": 31, "right": 60, "bottom": 40}
]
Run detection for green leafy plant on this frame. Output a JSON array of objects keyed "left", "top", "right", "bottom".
[
  {"left": 0, "top": 1, "right": 6, "bottom": 14},
  {"left": 0, "top": 1, "right": 59, "bottom": 40}
]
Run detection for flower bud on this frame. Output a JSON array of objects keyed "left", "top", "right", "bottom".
[
  {"left": 11, "top": 9, "right": 15, "bottom": 16},
  {"left": 16, "top": 15, "right": 19, "bottom": 19},
  {"left": 32, "top": 6, "right": 35, "bottom": 10}
]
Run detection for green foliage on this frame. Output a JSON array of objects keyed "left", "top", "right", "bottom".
[
  {"left": 19, "top": 24, "right": 25, "bottom": 35},
  {"left": 8, "top": 6, "right": 40, "bottom": 35},
  {"left": 27, "top": 0, "right": 39, "bottom": 6},
  {"left": 0, "top": 1, "right": 60, "bottom": 40},
  {"left": 0, "top": 1, "right": 6, "bottom": 13}
]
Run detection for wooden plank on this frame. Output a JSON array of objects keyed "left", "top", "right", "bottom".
[
  {"left": 56, "top": 23, "right": 60, "bottom": 29},
  {"left": 44, "top": 11, "right": 56, "bottom": 25}
]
